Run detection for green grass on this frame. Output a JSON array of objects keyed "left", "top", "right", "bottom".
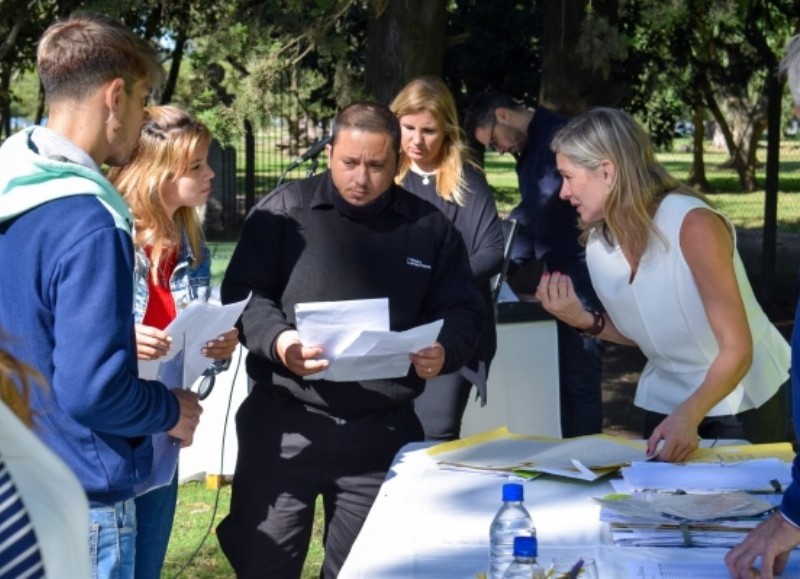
[
  {"left": 165, "top": 482, "right": 325, "bottom": 578},
  {"left": 483, "top": 142, "right": 800, "bottom": 231}
]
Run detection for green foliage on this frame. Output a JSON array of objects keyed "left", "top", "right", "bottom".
[{"left": 443, "top": 0, "right": 542, "bottom": 113}]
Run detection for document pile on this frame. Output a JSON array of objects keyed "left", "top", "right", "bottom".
[
  {"left": 596, "top": 442, "right": 795, "bottom": 548},
  {"left": 427, "top": 427, "right": 648, "bottom": 481}
]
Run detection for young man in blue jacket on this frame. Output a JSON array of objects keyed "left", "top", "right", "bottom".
[{"left": 0, "top": 12, "right": 202, "bottom": 576}]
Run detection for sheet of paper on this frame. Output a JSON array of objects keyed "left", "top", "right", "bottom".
[
  {"left": 138, "top": 294, "right": 250, "bottom": 387},
  {"left": 595, "top": 491, "right": 775, "bottom": 523},
  {"left": 296, "top": 298, "right": 389, "bottom": 357},
  {"left": 319, "top": 320, "right": 444, "bottom": 382},
  {"left": 628, "top": 561, "right": 800, "bottom": 578},
  {"left": 296, "top": 298, "right": 442, "bottom": 381},
  {"left": 620, "top": 459, "right": 792, "bottom": 492},
  {"left": 427, "top": 427, "right": 647, "bottom": 481}
]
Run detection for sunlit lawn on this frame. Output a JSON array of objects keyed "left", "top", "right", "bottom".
[
  {"left": 486, "top": 139, "right": 800, "bottom": 231},
  {"left": 172, "top": 139, "right": 800, "bottom": 577}
]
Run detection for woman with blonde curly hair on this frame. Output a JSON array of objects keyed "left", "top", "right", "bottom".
[
  {"left": 108, "top": 105, "right": 238, "bottom": 578},
  {"left": 390, "top": 76, "right": 504, "bottom": 441},
  {"left": 537, "top": 107, "right": 789, "bottom": 462}
]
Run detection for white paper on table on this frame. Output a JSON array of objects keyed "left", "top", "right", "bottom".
[
  {"left": 620, "top": 458, "right": 792, "bottom": 492},
  {"left": 628, "top": 561, "right": 800, "bottom": 578},
  {"left": 138, "top": 294, "right": 250, "bottom": 387}
]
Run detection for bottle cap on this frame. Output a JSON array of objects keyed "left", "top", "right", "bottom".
[
  {"left": 512, "top": 535, "right": 537, "bottom": 557},
  {"left": 502, "top": 482, "right": 524, "bottom": 501}
]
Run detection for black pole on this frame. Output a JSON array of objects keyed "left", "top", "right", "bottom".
[
  {"left": 761, "top": 72, "right": 781, "bottom": 304},
  {"left": 244, "top": 119, "right": 256, "bottom": 214}
]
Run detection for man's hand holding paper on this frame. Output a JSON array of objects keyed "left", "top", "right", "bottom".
[{"left": 276, "top": 329, "right": 329, "bottom": 377}]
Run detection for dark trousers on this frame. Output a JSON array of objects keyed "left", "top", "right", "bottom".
[
  {"left": 413, "top": 371, "right": 473, "bottom": 442},
  {"left": 547, "top": 258, "right": 605, "bottom": 438},
  {"left": 643, "top": 381, "right": 790, "bottom": 443},
  {"left": 557, "top": 321, "right": 605, "bottom": 437},
  {"left": 217, "top": 387, "right": 423, "bottom": 578}
]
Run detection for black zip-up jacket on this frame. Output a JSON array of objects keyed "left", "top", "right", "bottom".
[{"left": 222, "top": 171, "right": 485, "bottom": 418}]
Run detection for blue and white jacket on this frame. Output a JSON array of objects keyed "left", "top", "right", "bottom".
[{"left": 0, "top": 127, "right": 179, "bottom": 506}]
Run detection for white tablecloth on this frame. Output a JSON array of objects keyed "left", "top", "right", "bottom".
[{"left": 339, "top": 443, "right": 800, "bottom": 578}]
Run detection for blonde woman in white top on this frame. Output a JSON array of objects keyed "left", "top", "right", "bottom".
[{"left": 536, "top": 107, "right": 790, "bottom": 463}]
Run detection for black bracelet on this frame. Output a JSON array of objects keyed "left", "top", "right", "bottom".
[{"left": 578, "top": 310, "right": 605, "bottom": 337}]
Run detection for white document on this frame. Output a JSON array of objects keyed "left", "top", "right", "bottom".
[
  {"left": 296, "top": 298, "right": 390, "bottom": 357},
  {"left": 628, "top": 561, "right": 800, "bottom": 578},
  {"left": 620, "top": 458, "right": 792, "bottom": 492},
  {"left": 429, "top": 429, "right": 647, "bottom": 480},
  {"left": 295, "top": 298, "right": 443, "bottom": 382},
  {"left": 138, "top": 294, "right": 250, "bottom": 388}
]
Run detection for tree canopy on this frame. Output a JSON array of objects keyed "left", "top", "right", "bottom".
[{"left": 1, "top": 0, "right": 799, "bottom": 192}]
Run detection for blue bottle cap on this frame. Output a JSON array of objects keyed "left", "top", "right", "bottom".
[
  {"left": 512, "top": 535, "right": 537, "bottom": 557},
  {"left": 502, "top": 482, "right": 524, "bottom": 501}
]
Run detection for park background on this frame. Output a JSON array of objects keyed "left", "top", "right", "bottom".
[{"left": 4, "top": 1, "right": 800, "bottom": 577}]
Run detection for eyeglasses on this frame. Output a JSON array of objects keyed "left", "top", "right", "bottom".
[{"left": 486, "top": 114, "right": 500, "bottom": 152}]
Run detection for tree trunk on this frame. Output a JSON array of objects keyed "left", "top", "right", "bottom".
[
  {"left": 539, "top": 0, "right": 629, "bottom": 115},
  {"left": 365, "top": 0, "right": 447, "bottom": 105},
  {"left": 160, "top": 15, "right": 188, "bottom": 104},
  {"left": 688, "top": 103, "right": 711, "bottom": 191}
]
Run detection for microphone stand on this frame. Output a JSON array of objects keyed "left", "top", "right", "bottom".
[{"left": 277, "top": 135, "right": 330, "bottom": 187}]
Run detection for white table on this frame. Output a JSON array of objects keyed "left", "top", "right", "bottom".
[{"left": 339, "top": 443, "right": 799, "bottom": 578}]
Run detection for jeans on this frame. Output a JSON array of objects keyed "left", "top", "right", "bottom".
[
  {"left": 89, "top": 498, "right": 136, "bottom": 579},
  {"left": 134, "top": 473, "right": 178, "bottom": 579}
]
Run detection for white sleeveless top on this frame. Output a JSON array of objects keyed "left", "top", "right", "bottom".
[{"left": 587, "top": 194, "right": 790, "bottom": 415}]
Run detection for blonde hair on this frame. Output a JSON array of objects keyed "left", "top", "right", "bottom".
[
  {"left": 108, "top": 105, "right": 211, "bottom": 279},
  {"left": 551, "top": 107, "right": 703, "bottom": 262},
  {"left": 0, "top": 342, "right": 42, "bottom": 428},
  {"left": 389, "top": 76, "right": 478, "bottom": 206}
]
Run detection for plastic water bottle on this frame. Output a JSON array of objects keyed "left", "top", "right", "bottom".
[
  {"left": 502, "top": 536, "right": 545, "bottom": 578},
  {"left": 489, "top": 483, "right": 536, "bottom": 579}
]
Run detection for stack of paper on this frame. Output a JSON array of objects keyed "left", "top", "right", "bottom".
[
  {"left": 595, "top": 442, "right": 796, "bottom": 549},
  {"left": 427, "top": 427, "right": 648, "bottom": 481},
  {"left": 597, "top": 491, "right": 780, "bottom": 548}
]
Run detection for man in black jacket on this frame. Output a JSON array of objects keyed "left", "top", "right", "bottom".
[
  {"left": 465, "top": 92, "right": 605, "bottom": 438},
  {"left": 218, "top": 102, "right": 485, "bottom": 578}
]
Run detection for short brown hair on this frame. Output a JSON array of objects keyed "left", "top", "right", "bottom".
[{"left": 37, "top": 11, "right": 164, "bottom": 103}]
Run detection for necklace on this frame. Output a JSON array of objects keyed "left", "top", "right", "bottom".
[{"left": 410, "top": 162, "right": 437, "bottom": 186}]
